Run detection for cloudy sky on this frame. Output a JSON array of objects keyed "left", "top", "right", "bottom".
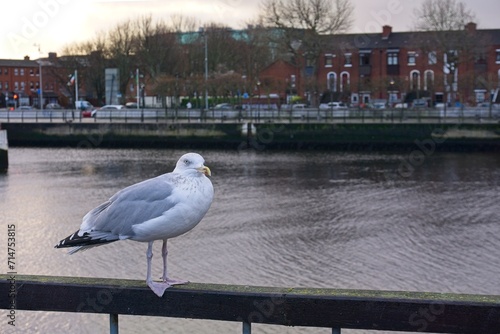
[{"left": 4, "top": 0, "right": 500, "bottom": 60}]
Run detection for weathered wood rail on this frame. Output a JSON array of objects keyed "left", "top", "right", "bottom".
[{"left": 1, "top": 275, "right": 500, "bottom": 333}]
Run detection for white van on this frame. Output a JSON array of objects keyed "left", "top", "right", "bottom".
[{"left": 75, "top": 101, "right": 94, "bottom": 110}]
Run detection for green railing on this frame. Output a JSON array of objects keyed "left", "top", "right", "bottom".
[{"left": 1, "top": 275, "right": 500, "bottom": 333}]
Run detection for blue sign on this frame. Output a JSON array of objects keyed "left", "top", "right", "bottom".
[{"left": 243, "top": 92, "right": 249, "bottom": 99}]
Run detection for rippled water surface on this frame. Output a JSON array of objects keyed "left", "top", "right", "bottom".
[{"left": 1, "top": 147, "right": 499, "bottom": 334}]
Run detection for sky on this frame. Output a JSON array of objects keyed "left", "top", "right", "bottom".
[{"left": 3, "top": 0, "right": 500, "bottom": 60}]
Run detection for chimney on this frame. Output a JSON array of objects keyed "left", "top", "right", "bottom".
[
  {"left": 382, "top": 25, "right": 392, "bottom": 39},
  {"left": 48, "top": 52, "right": 57, "bottom": 61},
  {"left": 465, "top": 22, "right": 477, "bottom": 33},
  {"left": 24, "top": 55, "right": 30, "bottom": 61}
]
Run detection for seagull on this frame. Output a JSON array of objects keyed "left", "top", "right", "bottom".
[{"left": 55, "top": 152, "right": 214, "bottom": 297}]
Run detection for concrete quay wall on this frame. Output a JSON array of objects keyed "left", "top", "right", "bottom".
[{"left": 1, "top": 122, "right": 499, "bottom": 150}]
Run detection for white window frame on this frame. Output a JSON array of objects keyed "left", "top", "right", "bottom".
[
  {"left": 327, "top": 72, "right": 337, "bottom": 92},
  {"left": 428, "top": 51, "right": 437, "bottom": 65},
  {"left": 343, "top": 53, "right": 352, "bottom": 67}
]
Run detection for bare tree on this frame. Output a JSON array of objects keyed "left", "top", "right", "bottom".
[
  {"left": 413, "top": 0, "right": 475, "bottom": 32},
  {"left": 261, "top": 0, "right": 353, "bottom": 34},
  {"left": 259, "top": 0, "right": 354, "bottom": 103},
  {"left": 169, "top": 14, "right": 199, "bottom": 33},
  {"left": 107, "top": 19, "right": 136, "bottom": 103},
  {"left": 412, "top": 0, "right": 484, "bottom": 107},
  {"left": 241, "top": 22, "right": 275, "bottom": 85},
  {"left": 60, "top": 35, "right": 108, "bottom": 104},
  {"left": 134, "top": 15, "right": 180, "bottom": 81}
]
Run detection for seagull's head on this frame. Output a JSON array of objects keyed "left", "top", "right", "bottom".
[{"left": 174, "top": 153, "right": 211, "bottom": 177}]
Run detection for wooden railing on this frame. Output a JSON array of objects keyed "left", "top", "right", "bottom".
[{"left": 1, "top": 275, "right": 500, "bottom": 333}]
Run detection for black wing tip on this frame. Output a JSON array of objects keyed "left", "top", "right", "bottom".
[{"left": 54, "top": 231, "right": 116, "bottom": 249}]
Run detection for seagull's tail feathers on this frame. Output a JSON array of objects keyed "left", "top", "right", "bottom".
[{"left": 54, "top": 230, "right": 121, "bottom": 254}]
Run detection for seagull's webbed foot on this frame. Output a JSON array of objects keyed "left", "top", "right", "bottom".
[
  {"left": 162, "top": 277, "right": 189, "bottom": 286},
  {"left": 147, "top": 280, "right": 172, "bottom": 297}
]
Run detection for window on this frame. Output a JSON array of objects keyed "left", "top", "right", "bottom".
[
  {"left": 14, "top": 82, "right": 19, "bottom": 90},
  {"left": 344, "top": 53, "right": 352, "bottom": 66},
  {"left": 475, "top": 51, "right": 487, "bottom": 64},
  {"left": 411, "top": 71, "right": 420, "bottom": 90},
  {"left": 424, "top": 70, "right": 434, "bottom": 91},
  {"left": 305, "top": 57, "right": 315, "bottom": 77},
  {"left": 5, "top": 82, "right": 8, "bottom": 90},
  {"left": 324, "top": 54, "right": 333, "bottom": 67},
  {"left": 407, "top": 52, "right": 416, "bottom": 65},
  {"left": 387, "top": 52, "right": 398, "bottom": 65},
  {"left": 20, "top": 68, "right": 24, "bottom": 76},
  {"left": 495, "top": 50, "right": 500, "bottom": 63},
  {"left": 21, "top": 82, "right": 25, "bottom": 90},
  {"left": 0, "top": 82, "right": 2, "bottom": 90},
  {"left": 30, "top": 69, "right": 34, "bottom": 76},
  {"left": 428, "top": 51, "right": 437, "bottom": 65},
  {"left": 359, "top": 53, "right": 370, "bottom": 66},
  {"left": 14, "top": 68, "right": 19, "bottom": 76},
  {"left": 4, "top": 68, "right": 8, "bottom": 75},
  {"left": 340, "top": 72, "right": 350, "bottom": 92},
  {"left": 327, "top": 72, "right": 337, "bottom": 92}
]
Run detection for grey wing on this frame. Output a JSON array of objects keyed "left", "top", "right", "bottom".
[{"left": 80, "top": 174, "right": 179, "bottom": 238}]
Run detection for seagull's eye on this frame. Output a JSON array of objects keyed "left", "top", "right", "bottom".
[{"left": 183, "top": 159, "right": 190, "bottom": 165}]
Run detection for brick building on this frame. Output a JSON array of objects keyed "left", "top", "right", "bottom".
[
  {"left": 262, "top": 23, "right": 500, "bottom": 107},
  {"left": 0, "top": 53, "right": 67, "bottom": 108}
]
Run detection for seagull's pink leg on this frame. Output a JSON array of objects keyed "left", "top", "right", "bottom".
[
  {"left": 146, "top": 241, "right": 171, "bottom": 297},
  {"left": 161, "top": 239, "right": 188, "bottom": 286}
]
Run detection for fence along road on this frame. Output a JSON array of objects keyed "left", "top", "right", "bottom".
[{"left": 1, "top": 106, "right": 499, "bottom": 124}]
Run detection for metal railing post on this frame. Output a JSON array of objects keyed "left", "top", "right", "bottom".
[
  {"left": 110, "top": 314, "right": 119, "bottom": 334},
  {"left": 242, "top": 321, "right": 251, "bottom": 334}
]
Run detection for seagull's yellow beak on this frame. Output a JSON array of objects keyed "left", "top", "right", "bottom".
[{"left": 197, "top": 166, "right": 211, "bottom": 177}]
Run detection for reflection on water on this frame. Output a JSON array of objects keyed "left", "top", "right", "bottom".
[{"left": 1, "top": 148, "right": 499, "bottom": 334}]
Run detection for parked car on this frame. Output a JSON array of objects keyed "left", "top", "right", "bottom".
[
  {"left": 82, "top": 109, "right": 97, "bottom": 118},
  {"left": 394, "top": 103, "right": 409, "bottom": 108},
  {"left": 98, "top": 105, "right": 125, "bottom": 110},
  {"left": 319, "top": 102, "right": 347, "bottom": 110},
  {"left": 75, "top": 101, "right": 94, "bottom": 110},
  {"left": 292, "top": 104, "right": 307, "bottom": 110},
  {"left": 83, "top": 104, "right": 124, "bottom": 118},
  {"left": 45, "top": 103, "right": 62, "bottom": 109},
  {"left": 213, "top": 103, "right": 232, "bottom": 110},
  {"left": 412, "top": 99, "right": 428, "bottom": 108},
  {"left": 125, "top": 102, "right": 138, "bottom": 109},
  {"left": 369, "top": 100, "right": 387, "bottom": 109},
  {"left": 16, "top": 106, "right": 34, "bottom": 110}
]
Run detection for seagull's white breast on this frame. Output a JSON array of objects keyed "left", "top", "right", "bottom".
[{"left": 130, "top": 174, "right": 214, "bottom": 242}]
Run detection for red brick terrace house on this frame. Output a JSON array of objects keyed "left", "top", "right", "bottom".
[
  {"left": 259, "top": 59, "right": 301, "bottom": 103},
  {"left": 0, "top": 53, "right": 67, "bottom": 108},
  {"left": 260, "top": 23, "right": 500, "bottom": 107}
]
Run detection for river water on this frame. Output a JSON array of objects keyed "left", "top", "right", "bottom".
[{"left": 1, "top": 147, "right": 499, "bottom": 334}]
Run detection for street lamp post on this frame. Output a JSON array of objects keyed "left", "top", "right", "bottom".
[
  {"left": 199, "top": 27, "right": 209, "bottom": 115},
  {"left": 34, "top": 44, "right": 43, "bottom": 111},
  {"left": 204, "top": 29, "right": 209, "bottom": 113},
  {"left": 136, "top": 68, "right": 140, "bottom": 109},
  {"left": 256, "top": 81, "right": 261, "bottom": 121},
  {"left": 39, "top": 61, "right": 43, "bottom": 111}
]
